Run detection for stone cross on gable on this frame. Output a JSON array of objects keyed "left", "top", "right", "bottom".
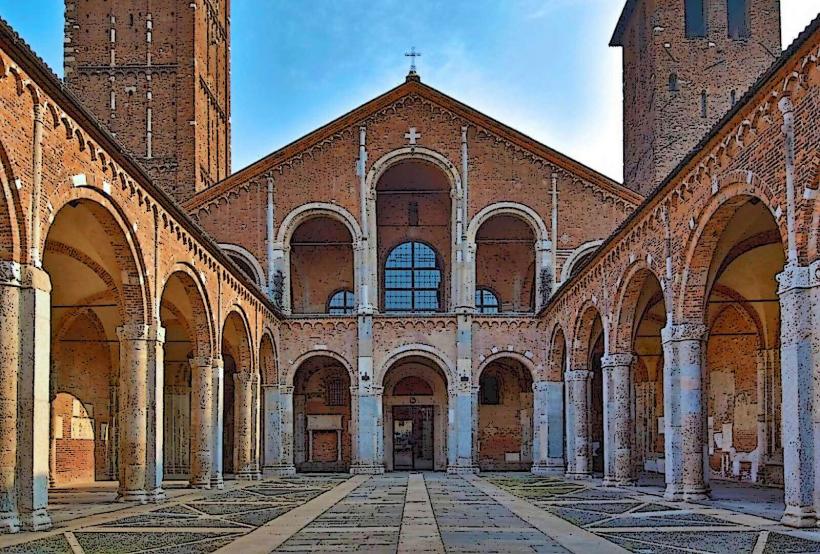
[{"left": 405, "top": 127, "right": 421, "bottom": 145}]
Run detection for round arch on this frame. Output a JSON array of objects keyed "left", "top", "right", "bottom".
[
  {"left": 160, "top": 263, "right": 215, "bottom": 359},
  {"left": 221, "top": 306, "right": 254, "bottom": 374},
  {"left": 258, "top": 330, "right": 278, "bottom": 385},
  {"left": 219, "top": 244, "right": 266, "bottom": 287},
  {"left": 560, "top": 240, "right": 604, "bottom": 283},
  {"left": 285, "top": 349, "right": 356, "bottom": 388},
  {"left": 376, "top": 344, "right": 456, "bottom": 388},
  {"left": 547, "top": 323, "right": 568, "bottom": 381},
  {"left": 612, "top": 262, "right": 667, "bottom": 353},
  {"left": 570, "top": 301, "right": 606, "bottom": 368},
  {"left": 0, "top": 140, "right": 25, "bottom": 262},
  {"left": 676, "top": 184, "right": 786, "bottom": 322},
  {"left": 44, "top": 192, "right": 149, "bottom": 326},
  {"left": 365, "top": 147, "right": 461, "bottom": 195},
  {"left": 466, "top": 202, "right": 549, "bottom": 244},
  {"left": 276, "top": 203, "right": 362, "bottom": 246},
  {"left": 475, "top": 351, "right": 537, "bottom": 382}
]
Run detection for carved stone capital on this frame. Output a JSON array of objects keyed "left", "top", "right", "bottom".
[
  {"left": 601, "top": 353, "right": 634, "bottom": 369},
  {"left": 117, "top": 323, "right": 165, "bottom": 343},
  {"left": 565, "top": 369, "right": 592, "bottom": 382},
  {"left": 777, "top": 263, "right": 812, "bottom": 294},
  {"left": 661, "top": 323, "right": 707, "bottom": 344},
  {"left": 0, "top": 261, "right": 22, "bottom": 286},
  {"left": 188, "top": 356, "right": 213, "bottom": 370},
  {"left": 532, "top": 381, "right": 551, "bottom": 393}
]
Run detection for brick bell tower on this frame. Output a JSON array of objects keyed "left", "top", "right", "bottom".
[
  {"left": 64, "top": 0, "right": 231, "bottom": 203},
  {"left": 611, "top": 0, "right": 781, "bottom": 196}
]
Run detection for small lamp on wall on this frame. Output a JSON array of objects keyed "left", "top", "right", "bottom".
[{"left": 361, "top": 373, "right": 370, "bottom": 382}]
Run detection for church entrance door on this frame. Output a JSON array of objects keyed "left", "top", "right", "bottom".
[{"left": 392, "top": 405, "right": 434, "bottom": 470}]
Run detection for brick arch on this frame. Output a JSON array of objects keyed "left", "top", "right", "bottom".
[
  {"left": 45, "top": 190, "right": 150, "bottom": 326},
  {"left": 221, "top": 307, "right": 254, "bottom": 375},
  {"left": 376, "top": 344, "right": 455, "bottom": 389},
  {"left": 547, "top": 324, "right": 567, "bottom": 381},
  {"left": 570, "top": 302, "right": 605, "bottom": 369},
  {"left": 466, "top": 202, "right": 549, "bottom": 243},
  {"left": 476, "top": 352, "right": 537, "bottom": 382},
  {"left": 708, "top": 283, "right": 766, "bottom": 348},
  {"left": 366, "top": 146, "right": 461, "bottom": 195},
  {"left": 258, "top": 331, "right": 278, "bottom": 385},
  {"left": 560, "top": 240, "right": 604, "bottom": 283},
  {"left": 160, "top": 264, "right": 214, "bottom": 360},
  {"left": 0, "top": 139, "right": 24, "bottom": 262},
  {"left": 676, "top": 183, "right": 786, "bottom": 323},
  {"left": 285, "top": 349, "right": 355, "bottom": 388},
  {"left": 52, "top": 306, "right": 113, "bottom": 382},
  {"left": 612, "top": 262, "right": 667, "bottom": 354},
  {"left": 276, "top": 203, "right": 362, "bottom": 246}
]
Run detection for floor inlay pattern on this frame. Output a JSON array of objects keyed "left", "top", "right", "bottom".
[
  {"left": 0, "top": 476, "right": 347, "bottom": 554},
  {"left": 483, "top": 474, "right": 820, "bottom": 554}
]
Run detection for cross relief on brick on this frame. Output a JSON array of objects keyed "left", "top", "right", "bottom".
[{"left": 405, "top": 127, "right": 421, "bottom": 145}]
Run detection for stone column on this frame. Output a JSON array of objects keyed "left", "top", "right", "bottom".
[
  {"left": 777, "top": 262, "right": 817, "bottom": 527},
  {"left": 233, "top": 372, "right": 259, "bottom": 479},
  {"left": 531, "top": 380, "right": 565, "bottom": 475},
  {"left": 144, "top": 324, "right": 165, "bottom": 502},
  {"left": 602, "top": 354, "right": 635, "bottom": 486},
  {"left": 447, "top": 314, "right": 478, "bottom": 474},
  {"left": 116, "top": 324, "right": 152, "bottom": 503},
  {"left": 661, "top": 323, "right": 709, "bottom": 501},
  {"left": 0, "top": 263, "right": 22, "bottom": 532},
  {"left": 15, "top": 265, "right": 51, "bottom": 529},
  {"left": 189, "top": 356, "right": 213, "bottom": 488},
  {"left": 278, "top": 385, "right": 296, "bottom": 474},
  {"left": 564, "top": 369, "right": 592, "bottom": 478},
  {"left": 211, "top": 357, "right": 224, "bottom": 489}
]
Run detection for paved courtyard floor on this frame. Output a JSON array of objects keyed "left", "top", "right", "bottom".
[{"left": 1, "top": 473, "right": 820, "bottom": 553}]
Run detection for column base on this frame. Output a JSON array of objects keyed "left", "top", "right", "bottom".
[
  {"left": 117, "top": 489, "right": 149, "bottom": 503},
  {"left": 189, "top": 477, "right": 211, "bottom": 490},
  {"left": 531, "top": 462, "right": 565, "bottom": 476},
  {"left": 148, "top": 488, "right": 167, "bottom": 503},
  {"left": 0, "top": 511, "right": 20, "bottom": 534},
  {"left": 564, "top": 472, "right": 593, "bottom": 480},
  {"left": 781, "top": 506, "right": 817, "bottom": 528},
  {"left": 210, "top": 473, "right": 224, "bottom": 489},
  {"left": 350, "top": 463, "right": 385, "bottom": 475},
  {"left": 602, "top": 477, "right": 636, "bottom": 487},
  {"left": 682, "top": 484, "right": 710, "bottom": 501},
  {"left": 236, "top": 470, "right": 262, "bottom": 481},
  {"left": 263, "top": 464, "right": 296, "bottom": 477},
  {"left": 19, "top": 509, "right": 52, "bottom": 531},
  {"left": 664, "top": 484, "right": 684, "bottom": 501},
  {"left": 447, "top": 464, "right": 480, "bottom": 475}
]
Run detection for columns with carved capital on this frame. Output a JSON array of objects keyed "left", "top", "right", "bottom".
[
  {"left": 564, "top": 369, "right": 592, "bottom": 479},
  {"left": 116, "top": 323, "right": 156, "bottom": 502},
  {"left": 601, "top": 353, "right": 635, "bottom": 486},
  {"left": 777, "top": 262, "right": 818, "bottom": 527},
  {"left": 234, "top": 372, "right": 259, "bottom": 479},
  {"left": 211, "top": 357, "right": 225, "bottom": 488},
  {"left": 189, "top": 356, "right": 213, "bottom": 488},
  {"left": 0, "top": 263, "right": 24, "bottom": 532},
  {"left": 531, "top": 380, "right": 565, "bottom": 475},
  {"left": 661, "top": 322, "right": 709, "bottom": 501}
]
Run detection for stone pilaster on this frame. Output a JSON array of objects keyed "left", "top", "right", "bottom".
[
  {"left": 351, "top": 312, "right": 384, "bottom": 474},
  {"left": 531, "top": 380, "right": 565, "bottom": 475},
  {"left": 16, "top": 265, "right": 51, "bottom": 529},
  {"left": 211, "top": 357, "right": 225, "bottom": 489},
  {"left": 777, "top": 262, "right": 817, "bottom": 527},
  {"left": 564, "top": 369, "right": 592, "bottom": 479},
  {"left": 601, "top": 354, "right": 635, "bottom": 486},
  {"left": 661, "top": 323, "right": 709, "bottom": 501},
  {"left": 274, "top": 385, "right": 297, "bottom": 475},
  {"left": 0, "top": 263, "right": 23, "bottom": 532},
  {"left": 233, "top": 372, "right": 259, "bottom": 479},
  {"left": 189, "top": 356, "right": 213, "bottom": 488},
  {"left": 116, "top": 323, "right": 152, "bottom": 503},
  {"left": 447, "top": 314, "right": 478, "bottom": 474}
]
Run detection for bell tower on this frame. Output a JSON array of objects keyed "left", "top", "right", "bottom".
[
  {"left": 611, "top": 0, "right": 781, "bottom": 195},
  {"left": 64, "top": 0, "right": 231, "bottom": 203}
]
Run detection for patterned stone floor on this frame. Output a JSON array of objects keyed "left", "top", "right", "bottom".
[
  {"left": 2, "top": 473, "right": 820, "bottom": 553},
  {"left": 484, "top": 474, "right": 820, "bottom": 553}
]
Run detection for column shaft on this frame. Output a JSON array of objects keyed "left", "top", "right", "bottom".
[
  {"left": 0, "top": 266, "right": 22, "bottom": 532},
  {"left": 211, "top": 358, "right": 225, "bottom": 488},
  {"left": 234, "top": 372, "right": 258, "bottom": 479},
  {"left": 565, "top": 369, "right": 592, "bottom": 478},
  {"left": 117, "top": 324, "right": 151, "bottom": 502},
  {"left": 602, "top": 354, "right": 635, "bottom": 486},
  {"left": 189, "top": 357, "right": 213, "bottom": 488}
]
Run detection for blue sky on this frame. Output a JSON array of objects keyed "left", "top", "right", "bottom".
[{"left": 0, "top": 1, "right": 817, "bottom": 182}]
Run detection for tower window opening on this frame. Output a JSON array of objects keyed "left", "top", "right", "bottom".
[
  {"left": 701, "top": 91, "right": 708, "bottom": 118},
  {"left": 727, "top": 0, "right": 750, "bottom": 39},
  {"left": 685, "top": 0, "right": 707, "bottom": 38},
  {"left": 668, "top": 73, "right": 679, "bottom": 92}
]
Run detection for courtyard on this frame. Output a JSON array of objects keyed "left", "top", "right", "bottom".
[{"left": 0, "top": 474, "right": 818, "bottom": 553}]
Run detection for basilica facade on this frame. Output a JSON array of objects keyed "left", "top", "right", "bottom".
[{"left": 0, "top": 0, "right": 817, "bottom": 535}]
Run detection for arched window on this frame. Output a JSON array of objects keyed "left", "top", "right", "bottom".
[
  {"left": 668, "top": 73, "right": 679, "bottom": 92},
  {"left": 384, "top": 241, "right": 442, "bottom": 312},
  {"left": 475, "top": 288, "right": 500, "bottom": 314},
  {"left": 327, "top": 289, "right": 355, "bottom": 315}
]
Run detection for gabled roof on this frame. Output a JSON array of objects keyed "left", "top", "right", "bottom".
[
  {"left": 184, "top": 75, "right": 643, "bottom": 211},
  {"left": 610, "top": 0, "right": 638, "bottom": 47}
]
